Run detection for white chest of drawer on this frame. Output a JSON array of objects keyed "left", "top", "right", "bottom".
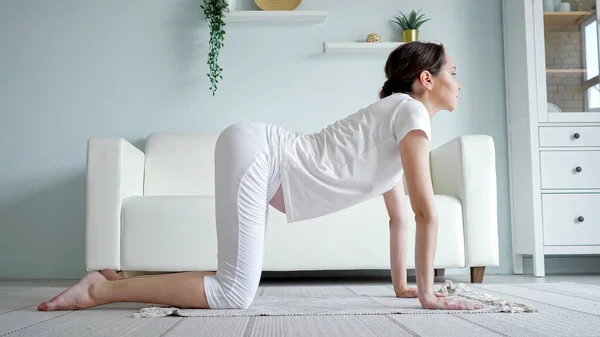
[
  {"left": 504, "top": 4, "right": 600, "bottom": 278},
  {"left": 539, "top": 126, "right": 600, "bottom": 147},
  {"left": 540, "top": 151, "right": 600, "bottom": 189},
  {"left": 542, "top": 194, "right": 600, "bottom": 246}
]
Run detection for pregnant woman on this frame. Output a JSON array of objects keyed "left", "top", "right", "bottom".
[{"left": 39, "top": 41, "right": 481, "bottom": 312}]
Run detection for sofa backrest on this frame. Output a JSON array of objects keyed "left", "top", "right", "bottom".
[{"left": 144, "top": 133, "right": 218, "bottom": 196}]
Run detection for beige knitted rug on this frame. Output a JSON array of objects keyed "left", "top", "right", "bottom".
[
  {"left": 134, "top": 280, "right": 536, "bottom": 318},
  {"left": 5, "top": 280, "right": 600, "bottom": 336}
]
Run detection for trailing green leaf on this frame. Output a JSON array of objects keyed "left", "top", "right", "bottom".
[
  {"left": 391, "top": 9, "right": 431, "bottom": 31},
  {"left": 201, "top": 0, "right": 229, "bottom": 96}
]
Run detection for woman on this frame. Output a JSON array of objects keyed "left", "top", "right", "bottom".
[{"left": 38, "top": 41, "right": 481, "bottom": 312}]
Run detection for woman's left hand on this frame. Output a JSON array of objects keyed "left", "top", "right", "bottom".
[{"left": 395, "top": 287, "right": 446, "bottom": 298}]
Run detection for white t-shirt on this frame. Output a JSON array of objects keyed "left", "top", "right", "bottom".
[{"left": 279, "top": 93, "right": 432, "bottom": 223}]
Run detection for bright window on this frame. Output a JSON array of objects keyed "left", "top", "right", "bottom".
[
  {"left": 584, "top": 21, "right": 598, "bottom": 81},
  {"left": 587, "top": 84, "right": 600, "bottom": 109},
  {"left": 582, "top": 16, "right": 600, "bottom": 111}
]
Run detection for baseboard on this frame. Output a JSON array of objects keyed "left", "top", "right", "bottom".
[{"left": 522, "top": 256, "right": 600, "bottom": 274}]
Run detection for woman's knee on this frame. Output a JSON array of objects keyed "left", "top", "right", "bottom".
[
  {"left": 216, "top": 292, "right": 254, "bottom": 309},
  {"left": 222, "top": 287, "right": 255, "bottom": 309},
  {"left": 229, "top": 297, "right": 253, "bottom": 309},
  {"left": 205, "top": 276, "right": 256, "bottom": 309}
]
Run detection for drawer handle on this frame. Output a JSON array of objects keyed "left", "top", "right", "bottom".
[
  {"left": 578, "top": 216, "right": 585, "bottom": 223},
  {"left": 573, "top": 133, "right": 580, "bottom": 139},
  {"left": 575, "top": 166, "right": 583, "bottom": 173}
]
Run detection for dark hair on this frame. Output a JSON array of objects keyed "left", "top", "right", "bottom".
[{"left": 379, "top": 41, "right": 446, "bottom": 99}]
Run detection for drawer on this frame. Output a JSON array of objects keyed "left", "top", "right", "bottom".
[
  {"left": 540, "top": 151, "right": 600, "bottom": 189},
  {"left": 542, "top": 194, "right": 600, "bottom": 245},
  {"left": 539, "top": 126, "right": 600, "bottom": 147}
]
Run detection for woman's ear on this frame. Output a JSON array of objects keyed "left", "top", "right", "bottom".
[{"left": 419, "top": 71, "right": 433, "bottom": 91}]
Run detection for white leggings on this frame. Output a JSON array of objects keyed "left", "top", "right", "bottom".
[{"left": 203, "top": 122, "right": 283, "bottom": 309}]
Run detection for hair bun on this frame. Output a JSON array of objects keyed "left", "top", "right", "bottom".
[
  {"left": 379, "top": 80, "right": 394, "bottom": 98},
  {"left": 383, "top": 80, "right": 394, "bottom": 93}
]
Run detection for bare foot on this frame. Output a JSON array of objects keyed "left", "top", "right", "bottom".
[
  {"left": 100, "top": 269, "right": 122, "bottom": 281},
  {"left": 38, "top": 271, "right": 106, "bottom": 311}
]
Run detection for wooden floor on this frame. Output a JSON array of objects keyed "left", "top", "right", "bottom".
[{"left": 1, "top": 274, "right": 600, "bottom": 337}]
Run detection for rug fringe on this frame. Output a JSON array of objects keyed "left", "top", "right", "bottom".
[
  {"left": 134, "top": 307, "right": 177, "bottom": 318},
  {"left": 438, "top": 280, "right": 537, "bottom": 313}
]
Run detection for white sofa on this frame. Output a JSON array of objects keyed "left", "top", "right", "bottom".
[{"left": 85, "top": 132, "right": 499, "bottom": 283}]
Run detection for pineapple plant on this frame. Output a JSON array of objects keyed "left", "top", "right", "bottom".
[{"left": 391, "top": 9, "right": 431, "bottom": 42}]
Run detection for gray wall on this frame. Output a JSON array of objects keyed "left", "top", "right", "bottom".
[{"left": 1, "top": 0, "right": 514, "bottom": 279}]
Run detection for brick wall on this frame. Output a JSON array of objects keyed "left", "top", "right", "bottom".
[
  {"left": 544, "top": 0, "right": 594, "bottom": 112},
  {"left": 545, "top": 23, "right": 584, "bottom": 112}
]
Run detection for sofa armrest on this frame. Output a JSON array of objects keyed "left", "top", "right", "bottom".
[
  {"left": 430, "top": 135, "right": 499, "bottom": 267},
  {"left": 86, "top": 138, "right": 145, "bottom": 271}
]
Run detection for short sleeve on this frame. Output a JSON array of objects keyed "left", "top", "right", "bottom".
[{"left": 392, "top": 99, "right": 431, "bottom": 144}]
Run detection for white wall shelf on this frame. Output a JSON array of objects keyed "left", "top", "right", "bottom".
[
  {"left": 323, "top": 42, "right": 403, "bottom": 54},
  {"left": 543, "top": 11, "right": 593, "bottom": 26},
  {"left": 225, "top": 10, "right": 327, "bottom": 23}
]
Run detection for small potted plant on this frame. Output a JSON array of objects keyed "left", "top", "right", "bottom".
[
  {"left": 391, "top": 9, "right": 431, "bottom": 42},
  {"left": 200, "top": 0, "right": 230, "bottom": 96}
]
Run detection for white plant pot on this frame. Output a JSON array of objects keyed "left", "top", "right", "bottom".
[
  {"left": 544, "top": 0, "right": 556, "bottom": 11},
  {"left": 556, "top": 2, "right": 571, "bottom": 11}
]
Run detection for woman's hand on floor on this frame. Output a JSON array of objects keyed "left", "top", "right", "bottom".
[{"left": 419, "top": 292, "right": 483, "bottom": 310}]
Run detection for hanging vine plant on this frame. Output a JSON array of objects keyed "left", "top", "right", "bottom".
[{"left": 200, "top": 0, "right": 229, "bottom": 96}]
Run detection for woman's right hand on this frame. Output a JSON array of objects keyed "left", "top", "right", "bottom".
[{"left": 419, "top": 292, "right": 483, "bottom": 310}]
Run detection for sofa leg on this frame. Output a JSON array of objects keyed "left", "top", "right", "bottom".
[
  {"left": 434, "top": 269, "right": 445, "bottom": 277},
  {"left": 470, "top": 267, "right": 485, "bottom": 283}
]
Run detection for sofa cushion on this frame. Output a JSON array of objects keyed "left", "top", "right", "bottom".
[
  {"left": 144, "top": 133, "right": 219, "bottom": 196},
  {"left": 121, "top": 195, "right": 218, "bottom": 271},
  {"left": 263, "top": 194, "right": 465, "bottom": 270},
  {"left": 121, "top": 193, "right": 465, "bottom": 272}
]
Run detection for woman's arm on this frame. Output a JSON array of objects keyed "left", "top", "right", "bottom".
[
  {"left": 399, "top": 130, "right": 481, "bottom": 310},
  {"left": 383, "top": 180, "right": 410, "bottom": 297},
  {"left": 399, "top": 130, "right": 437, "bottom": 303}
]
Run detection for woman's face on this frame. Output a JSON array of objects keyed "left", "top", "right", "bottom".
[{"left": 430, "top": 54, "right": 462, "bottom": 112}]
